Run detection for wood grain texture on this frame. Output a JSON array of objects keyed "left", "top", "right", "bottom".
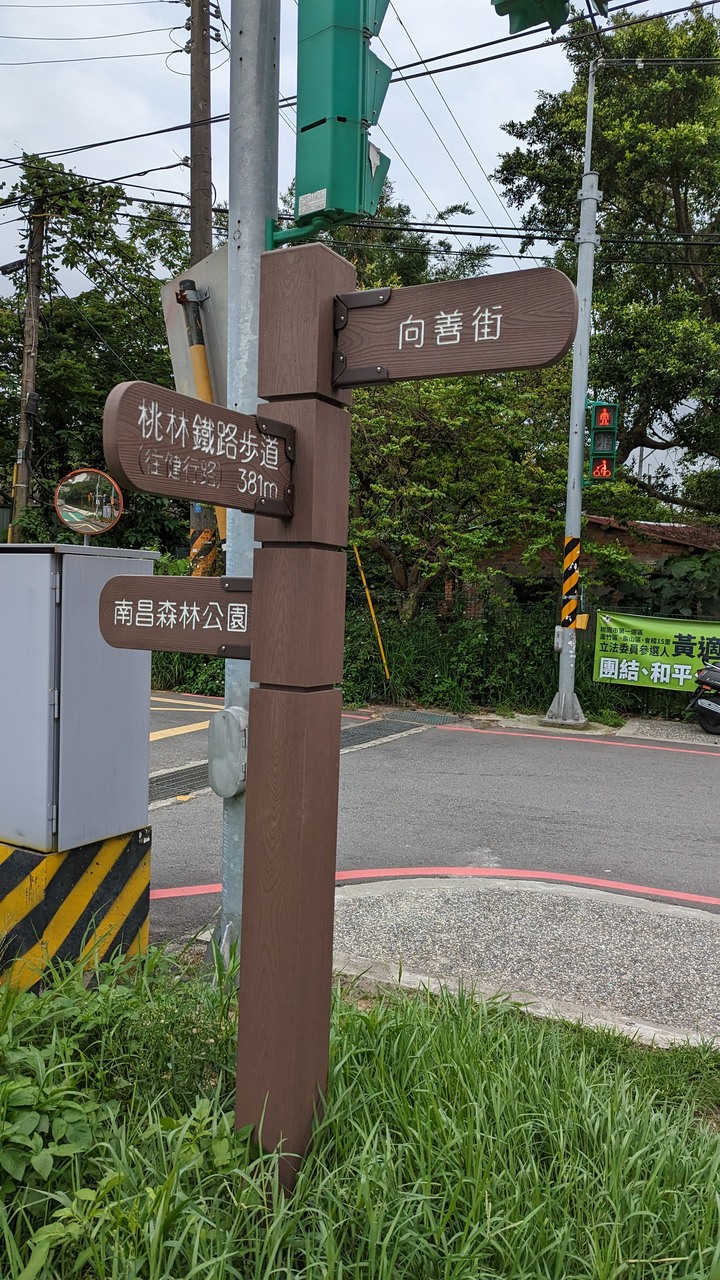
[
  {"left": 99, "top": 575, "right": 252, "bottom": 655},
  {"left": 258, "top": 243, "right": 356, "bottom": 403},
  {"left": 335, "top": 267, "right": 578, "bottom": 384},
  {"left": 235, "top": 687, "right": 343, "bottom": 1176},
  {"left": 254, "top": 398, "right": 351, "bottom": 547},
  {"left": 249, "top": 547, "right": 346, "bottom": 687},
  {"left": 103, "top": 381, "right": 293, "bottom": 516}
]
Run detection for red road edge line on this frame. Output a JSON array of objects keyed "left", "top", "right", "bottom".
[
  {"left": 150, "top": 867, "right": 720, "bottom": 907},
  {"left": 151, "top": 882, "right": 221, "bottom": 898},
  {"left": 437, "top": 724, "right": 720, "bottom": 758}
]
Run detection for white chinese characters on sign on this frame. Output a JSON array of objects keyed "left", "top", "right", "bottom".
[
  {"left": 398, "top": 303, "right": 503, "bottom": 352},
  {"left": 135, "top": 401, "right": 283, "bottom": 495},
  {"left": 598, "top": 657, "right": 694, "bottom": 687},
  {"left": 113, "top": 599, "right": 249, "bottom": 632}
]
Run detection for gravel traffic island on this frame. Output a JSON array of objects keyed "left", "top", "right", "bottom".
[{"left": 333, "top": 878, "right": 720, "bottom": 1042}]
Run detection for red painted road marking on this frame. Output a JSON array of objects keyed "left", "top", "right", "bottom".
[
  {"left": 438, "top": 724, "right": 720, "bottom": 759},
  {"left": 150, "top": 867, "right": 720, "bottom": 907},
  {"left": 151, "top": 882, "right": 221, "bottom": 898}
]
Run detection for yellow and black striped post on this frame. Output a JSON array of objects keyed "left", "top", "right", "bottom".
[
  {"left": 561, "top": 535, "right": 581, "bottom": 628},
  {"left": 0, "top": 828, "right": 151, "bottom": 991}
]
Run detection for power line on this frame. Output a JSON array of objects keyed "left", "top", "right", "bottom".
[
  {"left": 2, "top": 1, "right": 710, "bottom": 163},
  {"left": 387, "top": 1, "right": 530, "bottom": 266},
  {"left": 0, "top": 49, "right": 169, "bottom": 66},
  {"left": 53, "top": 278, "right": 140, "bottom": 380},
  {"left": 0, "top": 26, "right": 173, "bottom": 40},
  {"left": 390, "top": 0, "right": 720, "bottom": 84},
  {"left": 375, "top": 27, "right": 517, "bottom": 261},
  {"left": 0, "top": 1, "right": 176, "bottom": 6}
]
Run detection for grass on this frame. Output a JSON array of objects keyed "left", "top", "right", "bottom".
[{"left": 2, "top": 947, "right": 720, "bottom": 1279}]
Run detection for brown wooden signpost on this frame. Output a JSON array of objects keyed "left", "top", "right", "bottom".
[
  {"left": 103, "top": 381, "right": 294, "bottom": 518},
  {"left": 102, "top": 246, "right": 578, "bottom": 1190},
  {"left": 332, "top": 267, "right": 578, "bottom": 387},
  {"left": 99, "top": 575, "right": 252, "bottom": 657}
]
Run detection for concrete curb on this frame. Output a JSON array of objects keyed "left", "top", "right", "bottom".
[{"left": 332, "top": 951, "right": 720, "bottom": 1050}]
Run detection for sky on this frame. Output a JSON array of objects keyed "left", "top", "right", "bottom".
[
  {"left": 0, "top": 0, "right": 678, "bottom": 286},
  {"left": 0, "top": 0, "right": 692, "bottom": 480}
]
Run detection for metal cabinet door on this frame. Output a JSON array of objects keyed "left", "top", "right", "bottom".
[
  {"left": 56, "top": 549, "right": 152, "bottom": 849},
  {"left": 0, "top": 551, "right": 58, "bottom": 851}
]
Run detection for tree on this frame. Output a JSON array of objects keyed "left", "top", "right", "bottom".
[
  {"left": 278, "top": 181, "right": 494, "bottom": 288},
  {"left": 350, "top": 365, "right": 576, "bottom": 619},
  {"left": 0, "top": 155, "right": 190, "bottom": 549},
  {"left": 493, "top": 8, "right": 720, "bottom": 512}
]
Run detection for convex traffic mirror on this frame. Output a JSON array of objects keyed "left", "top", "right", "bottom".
[{"left": 54, "top": 468, "right": 123, "bottom": 536}]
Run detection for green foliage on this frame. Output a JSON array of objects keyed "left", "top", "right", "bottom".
[
  {"left": 351, "top": 369, "right": 573, "bottom": 617},
  {"left": 0, "top": 155, "right": 191, "bottom": 553},
  {"left": 2, "top": 951, "right": 720, "bottom": 1278},
  {"left": 619, "top": 550, "right": 720, "bottom": 619}
]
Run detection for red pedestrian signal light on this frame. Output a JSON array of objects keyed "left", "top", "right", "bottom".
[{"left": 587, "top": 400, "right": 619, "bottom": 482}]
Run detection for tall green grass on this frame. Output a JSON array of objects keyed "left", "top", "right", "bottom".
[{"left": 2, "top": 948, "right": 720, "bottom": 1278}]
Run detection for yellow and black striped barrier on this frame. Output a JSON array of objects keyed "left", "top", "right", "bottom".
[
  {"left": 561, "top": 535, "right": 580, "bottom": 628},
  {"left": 0, "top": 827, "right": 151, "bottom": 991}
]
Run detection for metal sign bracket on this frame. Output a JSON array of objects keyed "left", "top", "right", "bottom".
[
  {"left": 256, "top": 485, "right": 294, "bottom": 519},
  {"left": 256, "top": 415, "right": 296, "bottom": 462},
  {"left": 217, "top": 643, "right": 252, "bottom": 660},
  {"left": 331, "top": 354, "right": 390, "bottom": 387},
  {"left": 333, "top": 287, "right": 393, "bottom": 332}
]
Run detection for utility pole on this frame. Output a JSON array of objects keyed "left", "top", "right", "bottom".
[
  {"left": 8, "top": 199, "right": 45, "bottom": 544},
  {"left": 219, "top": 0, "right": 280, "bottom": 952},
  {"left": 187, "top": 0, "right": 217, "bottom": 574},
  {"left": 544, "top": 58, "right": 602, "bottom": 728},
  {"left": 190, "top": 0, "right": 213, "bottom": 265}
]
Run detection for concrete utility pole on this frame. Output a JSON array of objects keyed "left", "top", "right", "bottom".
[
  {"left": 8, "top": 199, "right": 45, "bottom": 543},
  {"left": 544, "top": 58, "right": 602, "bottom": 729},
  {"left": 219, "top": 0, "right": 280, "bottom": 952}
]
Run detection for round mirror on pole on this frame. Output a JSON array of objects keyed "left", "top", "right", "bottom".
[{"left": 54, "top": 468, "right": 124, "bottom": 540}]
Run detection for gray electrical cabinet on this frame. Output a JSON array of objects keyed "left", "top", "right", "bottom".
[{"left": 0, "top": 544, "right": 156, "bottom": 853}]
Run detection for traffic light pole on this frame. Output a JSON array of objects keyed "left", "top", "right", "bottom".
[
  {"left": 219, "top": 0, "right": 280, "bottom": 953},
  {"left": 544, "top": 58, "right": 602, "bottom": 729}
]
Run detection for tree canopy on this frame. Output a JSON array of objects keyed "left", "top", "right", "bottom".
[{"left": 494, "top": 7, "right": 720, "bottom": 513}]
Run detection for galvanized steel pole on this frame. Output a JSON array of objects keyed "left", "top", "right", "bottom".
[
  {"left": 544, "top": 59, "right": 602, "bottom": 729},
  {"left": 220, "top": 0, "right": 280, "bottom": 951}
]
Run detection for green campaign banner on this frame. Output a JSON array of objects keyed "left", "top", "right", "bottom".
[{"left": 593, "top": 612, "right": 720, "bottom": 692}]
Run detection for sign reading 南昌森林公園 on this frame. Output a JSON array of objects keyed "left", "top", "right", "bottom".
[
  {"left": 103, "top": 381, "right": 294, "bottom": 518},
  {"left": 593, "top": 612, "right": 720, "bottom": 693},
  {"left": 332, "top": 267, "right": 578, "bottom": 387},
  {"left": 99, "top": 575, "right": 252, "bottom": 657}
]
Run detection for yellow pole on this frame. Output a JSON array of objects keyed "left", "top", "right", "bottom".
[
  {"left": 178, "top": 280, "right": 227, "bottom": 559},
  {"left": 353, "top": 544, "right": 390, "bottom": 681}
]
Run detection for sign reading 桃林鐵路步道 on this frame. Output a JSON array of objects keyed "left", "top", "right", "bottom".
[
  {"left": 99, "top": 576, "right": 252, "bottom": 657},
  {"left": 593, "top": 612, "right": 720, "bottom": 693},
  {"left": 103, "top": 381, "right": 294, "bottom": 518},
  {"left": 332, "top": 267, "right": 578, "bottom": 387}
]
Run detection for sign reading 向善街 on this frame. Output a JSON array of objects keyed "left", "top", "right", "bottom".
[
  {"left": 103, "top": 381, "right": 294, "bottom": 518},
  {"left": 593, "top": 612, "right": 720, "bottom": 692},
  {"left": 99, "top": 576, "right": 252, "bottom": 657},
  {"left": 332, "top": 267, "right": 578, "bottom": 387}
]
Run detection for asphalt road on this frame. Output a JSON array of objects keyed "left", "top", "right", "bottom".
[{"left": 147, "top": 693, "right": 720, "bottom": 944}]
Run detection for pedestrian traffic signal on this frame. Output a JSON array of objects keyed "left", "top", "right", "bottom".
[
  {"left": 588, "top": 400, "right": 619, "bottom": 481},
  {"left": 490, "top": 0, "right": 607, "bottom": 35},
  {"left": 295, "top": 1, "right": 391, "bottom": 226}
]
